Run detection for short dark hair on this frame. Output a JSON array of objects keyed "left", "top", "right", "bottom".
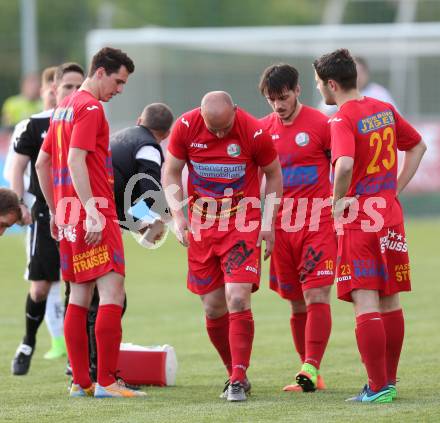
[
  {"left": 313, "top": 48, "right": 357, "bottom": 91},
  {"left": 141, "top": 103, "right": 174, "bottom": 132},
  {"left": 0, "top": 188, "right": 21, "bottom": 220},
  {"left": 89, "top": 47, "right": 135, "bottom": 77},
  {"left": 55, "top": 62, "right": 84, "bottom": 84},
  {"left": 259, "top": 64, "right": 299, "bottom": 97}
]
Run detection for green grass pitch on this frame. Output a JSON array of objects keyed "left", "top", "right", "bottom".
[{"left": 1, "top": 219, "right": 439, "bottom": 422}]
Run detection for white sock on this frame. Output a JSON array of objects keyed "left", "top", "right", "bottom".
[{"left": 44, "top": 281, "right": 64, "bottom": 339}]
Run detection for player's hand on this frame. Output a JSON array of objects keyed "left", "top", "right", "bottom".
[
  {"left": 84, "top": 212, "right": 103, "bottom": 246},
  {"left": 49, "top": 214, "right": 60, "bottom": 241},
  {"left": 19, "top": 204, "right": 32, "bottom": 226},
  {"left": 151, "top": 220, "right": 166, "bottom": 242},
  {"left": 138, "top": 221, "right": 152, "bottom": 235},
  {"left": 174, "top": 215, "right": 189, "bottom": 247},
  {"left": 138, "top": 219, "right": 166, "bottom": 247},
  {"left": 257, "top": 228, "right": 275, "bottom": 261},
  {"left": 332, "top": 196, "right": 359, "bottom": 220}
]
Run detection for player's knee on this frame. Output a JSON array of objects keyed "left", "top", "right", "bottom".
[
  {"left": 30, "top": 282, "right": 50, "bottom": 302},
  {"left": 204, "top": 306, "right": 227, "bottom": 319},
  {"left": 227, "top": 295, "right": 249, "bottom": 313},
  {"left": 304, "top": 286, "right": 331, "bottom": 305},
  {"left": 290, "top": 300, "right": 307, "bottom": 314}
]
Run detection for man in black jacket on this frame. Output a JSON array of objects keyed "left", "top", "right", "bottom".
[{"left": 112, "top": 102, "right": 173, "bottom": 232}]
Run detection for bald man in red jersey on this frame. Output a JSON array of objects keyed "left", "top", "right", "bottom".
[{"left": 164, "top": 91, "right": 282, "bottom": 402}]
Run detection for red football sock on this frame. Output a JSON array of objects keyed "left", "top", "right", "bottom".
[
  {"left": 304, "top": 303, "right": 332, "bottom": 369},
  {"left": 206, "top": 313, "right": 232, "bottom": 376},
  {"left": 95, "top": 304, "right": 123, "bottom": 387},
  {"left": 229, "top": 309, "right": 254, "bottom": 382},
  {"left": 64, "top": 303, "right": 91, "bottom": 388},
  {"left": 290, "top": 312, "right": 307, "bottom": 363},
  {"left": 381, "top": 309, "right": 404, "bottom": 385},
  {"left": 356, "top": 312, "right": 387, "bottom": 392}
]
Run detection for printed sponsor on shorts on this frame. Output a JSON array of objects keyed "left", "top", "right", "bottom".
[
  {"left": 353, "top": 259, "right": 388, "bottom": 281},
  {"left": 336, "top": 262, "right": 352, "bottom": 282},
  {"left": 395, "top": 263, "right": 410, "bottom": 282},
  {"left": 72, "top": 244, "right": 110, "bottom": 274},
  {"left": 379, "top": 228, "right": 408, "bottom": 254},
  {"left": 317, "top": 269, "right": 333, "bottom": 277},
  {"left": 245, "top": 258, "right": 259, "bottom": 275}
]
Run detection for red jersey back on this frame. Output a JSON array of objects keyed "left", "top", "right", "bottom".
[
  {"left": 330, "top": 97, "right": 421, "bottom": 228},
  {"left": 260, "top": 105, "right": 332, "bottom": 229},
  {"left": 168, "top": 107, "right": 277, "bottom": 232},
  {"left": 41, "top": 90, "right": 116, "bottom": 222}
]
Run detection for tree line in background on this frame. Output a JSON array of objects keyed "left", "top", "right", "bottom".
[{"left": 1, "top": 0, "right": 439, "bottom": 109}]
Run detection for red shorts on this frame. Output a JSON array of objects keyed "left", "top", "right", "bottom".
[
  {"left": 59, "top": 216, "right": 125, "bottom": 283},
  {"left": 270, "top": 221, "right": 337, "bottom": 301},
  {"left": 336, "top": 222, "right": 411, "bottom": 302},
  {"left": 187, "top": 229, "right": 261, "bottom": 295}
]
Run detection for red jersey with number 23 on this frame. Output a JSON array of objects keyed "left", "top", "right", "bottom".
[
  {"left": 168, "top": 107, "right": 278, "bottom": 234},
  {"left": 41, "top": 90, "right": 117, "bottom": 223},
  {"left": 330, "top": 97, "right": 421, "bottom": 229}
]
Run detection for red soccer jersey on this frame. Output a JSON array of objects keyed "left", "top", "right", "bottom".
[
  {"left": 41, "top": 90, "right": 117, "bottom": 223},
  {"left": 330, "top": 96, "right": 421, "bottom": 228},
  {"left": 168, "top": 107, "right": 278, "bottom": 233},
  {"left": 260, "top": 105, "right": 332, "bottom": 229}
]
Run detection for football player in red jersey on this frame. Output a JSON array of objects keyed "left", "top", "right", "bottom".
[
  {"left": 259, "top": 64, "right": 336, "bottom": 393},
  {"left": 164, "top": 91, "right": 282, "bottom": 401},
  {"left": 36, "top": 47, "right": 144, "bottom": 398},
  {"left": 314, "top": 49, "right": 426, "bottom": 403}
]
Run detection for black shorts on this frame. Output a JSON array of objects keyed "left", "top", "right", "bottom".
[{"left": 26, "top": 201, "right": 60, "bottom": 282}]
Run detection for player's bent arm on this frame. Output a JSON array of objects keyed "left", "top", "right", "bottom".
[
  {"left": 258, "top": 158, "right": 282, "bottom": 260},
  {"left": 332, "top": 156, "right": 354, "bottom": 203},
  {"left": 397, "top": 140, "right": 427, "bottom": 195},
  {"left": 35, "top": 150, "right": 56, "bottom": 214},
  {"left": 162, "top": 152, "right": 186, "bottom": 219},
  {"left": 261, "top": 158, "right": 283, "bottom": 229}
]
